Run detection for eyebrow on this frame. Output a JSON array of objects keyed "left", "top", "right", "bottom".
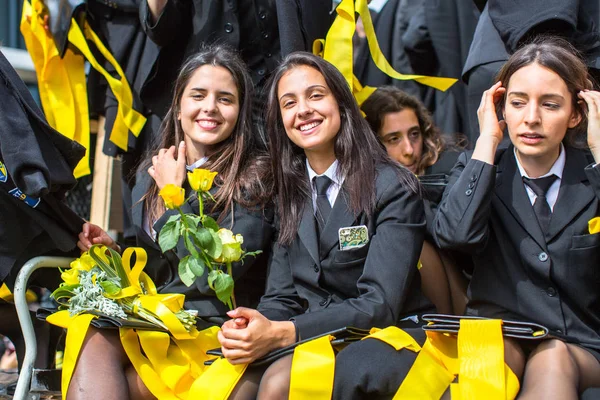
[
  {"left": 380, "top": 125, "right": 420, "bottom": 139},
  {"left": 278, "top": 84, "right": 328, "bottom": 101},
  {"left": 508, "top": 91, "right": 565, "bottom": 100},
  {"left": 189, "top": 88, "right": 236, "bottom": 97}
]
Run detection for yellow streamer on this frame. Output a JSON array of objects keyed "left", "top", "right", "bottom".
[
  {"left": 317, "top": 0, "right": 457, "bottom": 106},
  {"left": 394, "top": 319, "right": 520, "bottom": 399},
  {"left": 289, "top": 335, "right": 336, "bottom": 400},
  {"left": 188, "top": 357, "right": 248, "bottom": 399},
  {"left": 0, "top": 283, "right": 37, "bottom": 303},
  {"left": 20, "top": 0, "right": 146, "bottom": 173}
]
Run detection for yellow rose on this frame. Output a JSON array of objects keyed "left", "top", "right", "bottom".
[
  {"left": 159, "top": 184, "right": 185, "bottom": 209},
  {"left": 61, "top": 268, "right": 80, "bottom": 285},
  {"left": 215, "top": 228, "right": 244, "bottom": 263},
  {"left": 187, "top": 169, "right": 218, "bottom": 192},
  {"left": 70, "top": 253, "right": 95, "bottom": 271}
]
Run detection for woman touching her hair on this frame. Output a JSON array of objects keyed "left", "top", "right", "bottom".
[{"left": 217, "top": 52, "right": 434, "bottom": 399}]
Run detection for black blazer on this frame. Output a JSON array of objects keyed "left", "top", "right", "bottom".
[
  {"left": 434, "top": 145, "right": 600, "bottom": 351},
  {"left": 257, "top": 163, "right": 432, "bottom": 340},
  {"left": 131, "top": 173, "right": 274, "bottom": 318}
]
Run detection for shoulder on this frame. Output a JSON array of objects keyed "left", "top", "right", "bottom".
[{"left": 374, "top": 162, "right": 421, "bottom": 202}]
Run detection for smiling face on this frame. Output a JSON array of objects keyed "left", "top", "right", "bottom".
[
  {"left": 379, "top": 108, "right": 423, "bottom": 173},
  {"left": 277, "top": 65, "right": 341, "bottom": 163},
  {"left": 177, "top": 65, "right": 240, "bottom": 162},
  {"left": 504, "top": 63, "right": 581, "bottom": 174}
]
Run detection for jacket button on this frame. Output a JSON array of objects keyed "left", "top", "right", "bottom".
[
  {"left": 313, "top": 264, "right": 319, "bottom": 272},
  {"left": 538, "top": 252, "right": 548, "bottom": 262},
  {"left": 224, "top": 23, "right": 234, "bottom": 33},
  {"left": 259, "top": 13, "right": 266, "bottom": 20},
  {"left": 547, "top": 287, "right": 556, "bottom": 297},
  {"left": 465, "top": 189, "right": 473, "bottom": 196},
  {"left": 262, "top": 32, "right": 269, "bottom": 39},
  {"left": 258, "top": 69, "right": 265, "bottom": 76},
  {"left": 319, "top": 299, "right": 327, "bottom": 306},
  {"left": 468, "top": 182, "right": 475, "bottom": 189},
  {"left": 470, "top": 174, "right": 477, "bottom": 182},
  {"left": 556, "top": 329, "right": 563, "bottom": 334}
]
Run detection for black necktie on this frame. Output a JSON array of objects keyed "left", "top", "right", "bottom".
[
  {"left": 314, "top": 175, "right": 333, "bottom": 232},
  {"left": 523, "top": 175, "right": 558, "bottom": 234}
]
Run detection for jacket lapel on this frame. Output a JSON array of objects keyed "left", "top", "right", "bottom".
[
  {"left": 319, "top": 188, "right": 357, "bottom": 258},
  {"left": 495, "top": 146, "right": 547, "bottom": 249},
  {"left": 546, "top": 146, "right": 595, "bottom": 241},
  {"left": 298, "top": 197, "right": 321, "bottom": 267}
]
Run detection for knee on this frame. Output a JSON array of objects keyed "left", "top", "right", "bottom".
[
  {"left": 257, "top": 366, "right": 291, "bottom": 400},
  {"left": 530, "top": 340, "right": 578, "bottom": 378}
]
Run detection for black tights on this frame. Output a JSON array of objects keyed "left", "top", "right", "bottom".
[{"left": 229, "top": 355, "right": 293, "bottom": 400}]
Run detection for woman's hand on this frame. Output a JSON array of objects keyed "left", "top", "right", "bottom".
[
  {"left": 148, "top": 141, "right": 187, "bottom": 190},
  {"left": 578, "top": 90, "right": 600, "bottom": 163},
  {"left": 78, "top": 222, "right": 120, "bottom": 253},
  {"left": 473, "top": 82, "right": 506, "bottom": 164},
  {"left": 217, "top": 307, "right": 296, "bottom": 365}
]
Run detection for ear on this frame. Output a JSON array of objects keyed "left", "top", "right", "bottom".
[
  {"left": 177, "top": 111, "right": 181, "bottom": 121},
  {"left": 568, "top": 108, "right": 582, "bottom": 129}
]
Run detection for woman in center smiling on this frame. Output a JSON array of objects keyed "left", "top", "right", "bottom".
[{"left": 218, "top": 52, "right": 433, "bottom": 399}]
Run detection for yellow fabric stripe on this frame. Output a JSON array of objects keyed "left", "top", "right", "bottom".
[
  {"left": 289, "top": 335, "right": 336, "bottom": 400},
  {"left": 59, "top": 313, "right": 95, "bottom": 399},
  {"left": 589, "top": 216, "right": 600, "bottom": 234},
  {"left": 188, "top": 357, "right": 248, "bottom": 399}
]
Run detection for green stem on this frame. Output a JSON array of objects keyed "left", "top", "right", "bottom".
[
  {"left": 227, "top": 262, "right": 237, "bottom": 309},
  {"left": 197, "top": 191, "right": 205, "bottom": 219}
]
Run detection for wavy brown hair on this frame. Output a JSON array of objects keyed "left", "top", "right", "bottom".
[
  {"left": 361, "top": 86, "right": 444, "bottom": 176},
  {"left": 265, "top": 53, "right": 419, "bottom": 245},
  {"left": 139, "top": 45, "right": 272, "bottom": 224}
]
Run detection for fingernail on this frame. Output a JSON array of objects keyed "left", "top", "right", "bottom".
[{"left": 180, "top": 141, "right": 185, "bottom": 147}]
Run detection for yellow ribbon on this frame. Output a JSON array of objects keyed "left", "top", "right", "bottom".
[
  {"left": 289, "top": 335, "right": 337, "bottom": 400},
  {"left": 317, "top": 0, "right": 457, "bottom": 106},
  {"left": 20, "top": 0, "right": 146, "bottom": 175},
  {"left": 589, "top": 216, "right": 600, "bottom": 234},
  {"left": 0, "top": 283, "right": 37, "bottom": 303},
  {"left": 395, "top": 319, "right": 520, "bottom": 399}
]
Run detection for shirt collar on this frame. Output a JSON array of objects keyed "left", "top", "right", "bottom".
[
  {"left": 186, "top": 156, "right": 209, "bottom": 172},
  {"left": 514, "top": 143, "right": 565, "bottom": 180},
  {"left": 306, "top": 158, "right": 342, "bottom": 187}
]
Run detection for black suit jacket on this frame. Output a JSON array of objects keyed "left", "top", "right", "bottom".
[
  {"left": 0, "top": 50, "right": 84, "bottom": 285},
  {"left": 257, "top": 164, "right": 432, "bottom": 340},
  {"left": 139, "top": 0, "right": 333, "bottom": 118},
  {"left": 434, "top": 145, "right": 600, "bottom": 351},
  {"left": 131, "top": 173, "right": 274, "bottom": 318}
]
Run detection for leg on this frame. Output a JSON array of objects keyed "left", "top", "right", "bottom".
[
  {"left": 67, "top": 327, "right": 131, "bottom": 400},
  {"left": 228, "top": 363, "right": 269, "bottom": 400},
  {"left": 126, "top": 366, "right": 156, "bottom": 400},
  {"left": 517, "top": 339, "right": 600, "bottom": 400},
  {"left": 333, "top": 328, "right": 426, "bottom": 400},
  {"left": 438, "top": 251, "right": 469, "bottom": 315},
  {"left": 256, "top": 354, "right": 293, "bottom": 400},
  {"left": 419, "top": 241, "right": 453, "bottom": 314}
]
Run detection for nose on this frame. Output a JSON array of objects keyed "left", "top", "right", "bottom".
[
  {"left": 524, "top": 103, "right": 541, "bottom": 125},
  {"left": 202, "top": 95, "right": 218, "bottom": 114},
  {"left": 297, "top": 98, "right": 313, "bottom": 117},
  {"left": 400, "top": 137, "right": 414, "bottom": 157}
]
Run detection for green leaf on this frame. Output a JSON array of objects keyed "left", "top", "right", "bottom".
[
  {"left": 194, "top": 227, "right": 214, "bottom": 249},
  {"left": 202, "top": 216, "right": 219, "bottom": 232},
  {"left": 206, "top": 230, "right": 223, "bottom": 259},
  {"left": 166, "top": 214, "right": 181, "bottom": 224},
  {"left": 100, "top": 280, "right": 121, "bottom": 295},
  {"left": 159, "top": 220, "right": 180, "bottom": 252},
  {"left": 207, "top": 269, "right": 220, "bottom": 291},
  {"left": 107, "top": 247, "right": 129, "bottom": 286},
  {"left": 213, "top": 273, "right": 234, "bottom": 307},
  {"left": 178, "top": 256, "right": 196, "bottom": 287},
  {"left": 184, "top": 230, "right": 200, "bottom": 258},
  {"left": 186, "top": 214, "right": 201, "bottom": 228},
  {"left": 187, "top": 257, "right": 206, "bottom": 278}
]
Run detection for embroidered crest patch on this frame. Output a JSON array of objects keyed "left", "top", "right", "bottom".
[{"left": 339, "top": 225, "right": 369, "bottom": 251}]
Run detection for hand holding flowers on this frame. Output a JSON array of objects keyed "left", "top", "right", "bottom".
[{"left": 158, "top": 169, "right": 261, "bottom": 309}]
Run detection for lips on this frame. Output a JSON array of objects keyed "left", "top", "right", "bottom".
[{"left": 518, "top": 132, "right": 544, "bottom": 145}]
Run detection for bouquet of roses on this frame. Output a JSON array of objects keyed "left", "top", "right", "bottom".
[
  {"left": 157, "top": 169, "right": 261, "bottom": 309},
  {"left": 51, "top": 245, "right": 197, "bottom": 332}
]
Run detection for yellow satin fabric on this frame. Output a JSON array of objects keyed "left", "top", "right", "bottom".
[
  {"left": 20, "top": 0, "right": 146, "bottom": 179},
  {"left": 589, "top": 216, "right": 600, "bottom": 234},
  {"left": 0, "top": 283, "right": 37, "bottom": 303},
  {"left": 395, "top": 319, "right": 520, "bottom": 399},
  {"left": 316, "top": 0, "right": 457, "bottom": 106},
  {"left": 289, "top": 335, "right": 337, "bottom": 400}
]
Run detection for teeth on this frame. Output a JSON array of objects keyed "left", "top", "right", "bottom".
[
  {"left": 198, "top": 120, "right": 218, "bottom": 129},
  {"left": 299, "top": 121, "right": 320, "bottom": 131}
]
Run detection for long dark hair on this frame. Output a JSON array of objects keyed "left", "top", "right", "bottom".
[
  {"left": 496, "top": 36, "right": 594, "bottom": 146},
  {"left": 140, "top": 45, "right": 272, "bottom": 223},
  {"left": 265, "top": 52, "right": 419, "bottom": 245}
]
